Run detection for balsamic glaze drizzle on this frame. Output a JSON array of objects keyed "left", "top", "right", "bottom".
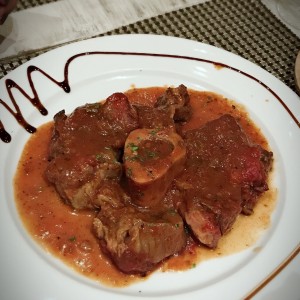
[{"left": 0, "top": 51, "right": 299, "bottom": 143}]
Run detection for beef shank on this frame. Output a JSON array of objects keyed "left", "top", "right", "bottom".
[
  {"left": 93, "top": 193, "right": 186, "bottom": 274},
  {"left": 173, "top": 114, "right": 273, "bottom": 248},
  {"left": 45, "top": 93, "right": 139, "bottom": 209}
]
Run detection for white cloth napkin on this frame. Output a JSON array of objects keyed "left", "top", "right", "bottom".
[{"left": 0, "top": 0, "right": 205, "bottom": 58}]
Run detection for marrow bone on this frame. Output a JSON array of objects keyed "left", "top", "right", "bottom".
[{"left": 124, "top": 128, "right": 186, "bottom": 208}]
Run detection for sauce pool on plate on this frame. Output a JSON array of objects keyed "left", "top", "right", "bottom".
[{"left": 14, "top": 87, "right": 276, "bottom": 287}]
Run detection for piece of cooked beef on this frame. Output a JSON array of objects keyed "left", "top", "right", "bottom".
[
  {"left": 175, "top": 167, "right": 241, "bottom": 248},
  {"left": 236, "top": 147, "right": 273, "bottom": 214},
  {"left": 45, "top": 93, "right": 139, "bottom": 209},
  {"left": 93, "top": 196, "right": 186, "bottom": 274},
  {"left": 134, "top": 84, "right": 192, "bottom": 129},
  {"left": 174, "top": 114, "right": 273, "bottom": 248},
  {"left": 155, "top": 84, "right": 192, "bottom": 122},
  {"left": 123, "top": 128, "right": 186, "bottom": 208},
  {"left": 46, "top": 152, "right": 122, "bottom": 209},
  {"left": 184, "top": 114, "right": 273, "bottom": 214},
  {"left": 134, "top": 105, "right": 175, "bottom": 129}
]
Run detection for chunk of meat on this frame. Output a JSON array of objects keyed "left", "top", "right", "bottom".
[
  {"left": 101, "top": 93, "right": 139, "bottom": 147},
  {"left": 184, "top": 114, "right": 273, "bottom": 214},
  {"left": 123, "top": 128, "right": 186, "bottom": 208},
  {"left": 48, "top": 94, "right": 138, "bottom": 156},
  {"left": 46, "top": 154, "right": 122, "bottom": 209},
  {"left": 134, "top": 84, "right": 192, "bottom": 129},
  {"left": 174, "top": 114, "right": 272, "bottom": 247},
  {"left": 155, "top": 84, "right": 192, "bottom": 122},
  {"left": 93, "top": 199, "right": 186, "bottom": 274},
  {"left": 240, "top": 148, "right": 273, "bottom": 214},
  {"left": 45, "top": 93, "right": 139, "bottom": 209},
  {"left": 134, "top": 105, "right": 174, "bottom": 129},
  {"left": 175, "top": 167, "right": 241, "bottom": 248}
]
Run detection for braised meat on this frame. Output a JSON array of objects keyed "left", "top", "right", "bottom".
[
  {"left": 174, "top": 114, "right": 273, "bottom": 248},
  {"left": 45, "top": 86, "right": 273, "bottom": 275},
  {"left": 174, "top": 167, "right": 241, "bottom": 248},
  {"left": 93, "top": 190, "right": 186, "bottom": 274},
  {"left": 134, "top": 105, "right": 174, "bottom": 129},
  {"left": 45, "top": 86, "right": 191, "bottom": 274},
  {"left": 155, "top": 84, "right": 192, "bottom": 122},
  {"left": 183, "top": 114, "right": 272, "bottom": 214},
  {"left": 45, "top": 93, "right": 139, "bottom": 209},
  {"left": 135, "top": 84, "right": 192, "bottom": 129}
]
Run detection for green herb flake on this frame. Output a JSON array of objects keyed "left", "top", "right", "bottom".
[
  {"left": 168, "top": 209, "right": 177, "bottom": 215},
  {"left": 133, "top": 156, "right": 141, "bottom": 162},
  {"left": 150, "top": 129, "right": 158, "bottom": 136},
  {"left": 147, "top": 151, "right": 157, "bottom": 158},
  {"left": 95, "top": 153, "right": 103, "bottom": 161},
  {"left": 69, "top": 236, "right": 76, "bottom": 242},
  {"left": 127, "top": 143, "right": 139, "bottom": 152},
  {"left": 126, "top": 168, "right": 133, "bottom": 177}
]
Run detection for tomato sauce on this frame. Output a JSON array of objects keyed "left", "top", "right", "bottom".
[{"left": 14, "top": 87, "right": 276, "bottom": 287}]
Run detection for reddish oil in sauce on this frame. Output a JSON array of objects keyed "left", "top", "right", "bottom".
[{"left": 14, "top": 88, "right": 276, "bottom": 287}]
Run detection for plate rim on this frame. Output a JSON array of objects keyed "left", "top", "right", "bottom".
[{"left": 0, "top": 34, "right": 299, "bottom": 300}]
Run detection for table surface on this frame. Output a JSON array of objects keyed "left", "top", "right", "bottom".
[
  {"left": 1, "top": 0, "right": 300, "bottom": 93},
  {"left": 0, "top": 1, "right": 299, "bottom": 299}
]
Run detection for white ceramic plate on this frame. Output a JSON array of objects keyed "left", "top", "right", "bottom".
[{"left": 0, "top": 35, "right": 299, "bottom": 300}]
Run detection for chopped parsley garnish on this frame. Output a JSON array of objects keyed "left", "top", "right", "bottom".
[
  {"left": 168, "top": 209, "right": 177, "bottom": 215},
  {"left": 147, "top": 151, "right": 157, "bottom": 158},
  {"left": 150, "top": 129, "right": 158, "bottom": 136},
  {"left": 95, "top": 153, "right": 104, "bottom": 161},
  {"left": 126, "top": 168, "right": 133, "bottom": 177},
  {"left": 69, "top": 236, "right": 76, "bottom": 242},
  {"left": 127, "top": 143, "right": 139, "bottom": 152}
]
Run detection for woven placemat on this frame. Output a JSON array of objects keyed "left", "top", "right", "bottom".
[
  {"left": 16, "top": 0, "right": 59, "bottom": 10},
  {"left": 1, "top": 0, "right": 300, "bottom": 93}
]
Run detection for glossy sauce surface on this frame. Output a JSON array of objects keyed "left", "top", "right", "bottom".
[{"left": 14, "top": 87, "right": 276, "bottom": 287}]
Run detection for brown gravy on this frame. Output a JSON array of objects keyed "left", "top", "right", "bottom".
[{"left": 14, "top": 87, "right": 276, "bottom": 287}]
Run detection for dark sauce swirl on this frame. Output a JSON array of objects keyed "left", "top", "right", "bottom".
[{"left": 0, "top": 51, "right": 299, "bottom": 143}]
